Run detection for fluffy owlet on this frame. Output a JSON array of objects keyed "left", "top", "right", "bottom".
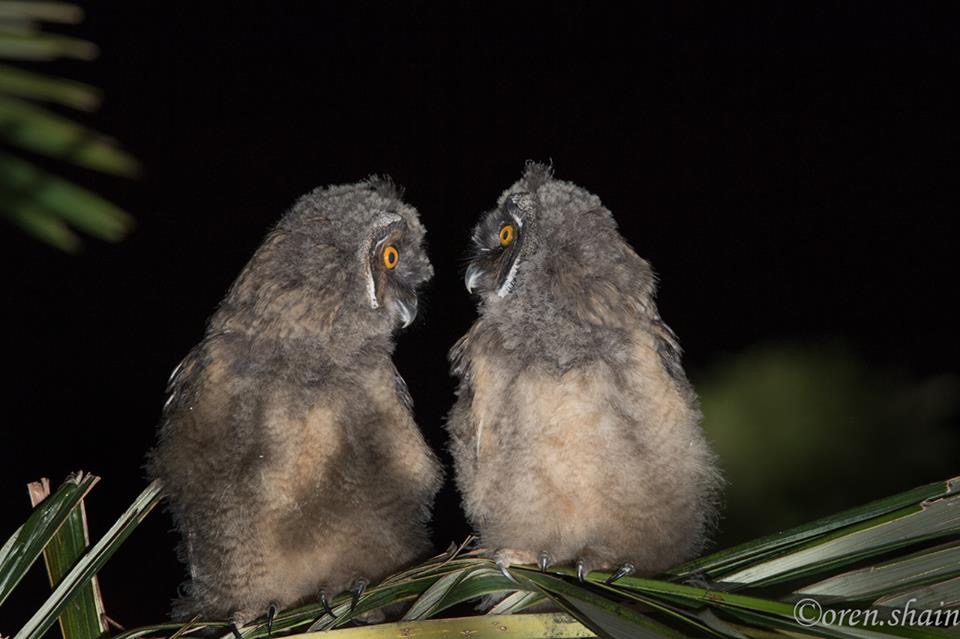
[
  {"left": 148, "top": 179, "right": 443, "bottom": 624},
  {"left": 447, "top": 164, "right": 721, "bottom": 581}
]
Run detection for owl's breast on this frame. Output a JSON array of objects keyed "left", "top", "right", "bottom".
[{"left": 469, "top": 329, "right": 701, "bottom": 507}]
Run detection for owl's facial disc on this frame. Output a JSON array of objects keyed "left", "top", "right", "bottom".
[
  {"left": 362, "top": 213, "right": 422, "bottom": 328},
  {"left": 465, "top": 194, "right": 530, "bottom": 297}
]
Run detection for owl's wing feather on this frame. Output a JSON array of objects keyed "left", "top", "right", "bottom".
[
  {"left": 650, "top": 317, "right": 694, "bottom": 395},
  {"left": 393, "top": 366, "right": 414, "bottom": 412},
  {"left": 447, "top": 328, "right": 484, "bottom": 467},
  {"left": 448, "top": 331, "right": 470, "bottom": 379}
]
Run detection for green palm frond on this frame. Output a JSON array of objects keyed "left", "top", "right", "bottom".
[
  {"left": 0, "top": 0, "right": 138, "bottom": 252},
  {"left": 26, "top": 476, "right": 106, "bottom": 639},
  {"left": 3, "top": 473, "right": 958, "bottom": 639}
]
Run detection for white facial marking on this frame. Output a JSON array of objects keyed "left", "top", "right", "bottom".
[
  {"left": 365, "top": 270, "right": 379, "bottom": 309},
  {"left": 496, "top": 212, "right": 522, "bottom": 297},
  {"left": 497, "top": 255, "right": 521, "bottom": 297},
  {"left": 361, "top": 212, "right": 402, "bottom": 309}
]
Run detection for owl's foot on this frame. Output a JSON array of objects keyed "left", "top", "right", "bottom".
[
  {"left": 230, "top": 625, "right": 243, "bottom": 639},
  {"left": 605, "top": 562, "right": 636, "bottom": 585},
  {"left": 349, "top": 577, "right": 368, "bottom": 613},
  {"left": 491, "top": 548, "right": 540, "bottom": 583}
]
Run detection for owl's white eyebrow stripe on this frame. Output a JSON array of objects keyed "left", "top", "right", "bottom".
[{"left": 362, "top": 212, "right": 403, "bottom": 309}]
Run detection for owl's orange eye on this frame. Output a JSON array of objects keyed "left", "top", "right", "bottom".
[
  {"left": 499, "top": 224, "right": 515, "bottom": 247},
  {"left": 383, "top": 245, "right": 399, "bottom": 269}
]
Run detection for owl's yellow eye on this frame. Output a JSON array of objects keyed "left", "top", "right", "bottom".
[
  {"left": 499, "top": 223, "right": 515, "bottom": 247},
  {"left": 383, "top": 245, "right": 399, "bottom": 269}
]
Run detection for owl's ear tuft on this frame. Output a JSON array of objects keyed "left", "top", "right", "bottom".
[
  {"left": 364, "top": 174, "right": 404, "bottom": 200},
  {"left": 522, "top": 159, "right": 554, "bottom": 191}
]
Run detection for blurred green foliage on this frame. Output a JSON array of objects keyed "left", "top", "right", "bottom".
[
  {"left": 697, "top": 342, "right": 960, "bottom": 547},
  {"left": 0, "top": 1, "right": 137, "bottom": 252}
]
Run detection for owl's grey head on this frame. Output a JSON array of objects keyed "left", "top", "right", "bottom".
[
  {"left": 212, "top": 178, "right": 433, "bottom": 352},
  {"left": 463, "top": 163, "right": 657, "bottom": 367}
]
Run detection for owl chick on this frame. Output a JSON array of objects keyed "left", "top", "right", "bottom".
[
  {"left": 148, "top": 179, "right": 443, "bottom": 625},
  {"left": 447, "top": 164, "right": 721, "bottom": 582}
]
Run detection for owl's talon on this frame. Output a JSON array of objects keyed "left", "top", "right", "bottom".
[
  {"left": 318, "top": 590, "right": 337, "bottom": 619},
  {"left": 349, "top": 578, "right": 368, "bottom": 613},
  {"left": 230, "top": 624, "right": 243, "bottom": 639},
  {"left": 265, "top": 602, "right": 279, "bottom": 638},
  {"left": 605, "top": 562, "right": 636, "bottom": 584},
  {"left": 498, "top": 561, "right": 519, "bottom": 584},
  {"left": 537, "top": 550, "right": 552, "bottom": 572},
  {"left": 576, "top": 559, "right": 587, "bottom": 582},
  {"left": 494, "top": 550, "right": 520, "bottom": 584}
]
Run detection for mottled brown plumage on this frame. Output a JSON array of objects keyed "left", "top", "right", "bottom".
[
  {"left": 148, "top": 180, "right": 442, "bottom": 623},
  {"left": 448, "top": 164, "right": 722, "bottom": 580}
]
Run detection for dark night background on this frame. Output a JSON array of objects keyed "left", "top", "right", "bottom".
[{"left": 2, "top": 2, "right": 958, "bottom": 630}]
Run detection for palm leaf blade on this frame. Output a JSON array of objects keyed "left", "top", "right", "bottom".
[
  {"left": 0, "top": 2, "right": 84, "bottom": 23},
  {"left": 671, "top": 478, "right": 959, "bottom": 580},
  {"left": 14, "top": 480, "right": 163, "bottom": 639},
  {"left": 875, "top": 576, "right": 960, "bottom": 609},
  {"left": 0, "top": 472, "right": 98, "bottom": 606},
  {"left": 27, "top": 478, "right": 106, "bottom": 639},
  {"left": 0, "top": 32, "right": 96, "bottom": 60},
  {"left": 0, "top": 63, "right": 100, "bottom": 109},
  {"left": 797, "top": 544, "right": 960, "bottom": 601},
  {"left": 718, "top": 493, "right": 960, "bottom": 587},
  {"left": 0, "top": 0, "right": 137, "bottom": 250},
  {"left": 0, "top": 151, "right": 134, "bottom": 241},
  {"left": 520, "top": 570, "right": 693, "bottom": 639},
  {"left": 0, "top": 97, "right": 139, "bottom": 175},
  {"left": 4, "top": 202, "right": 81, "bottom": 251}
]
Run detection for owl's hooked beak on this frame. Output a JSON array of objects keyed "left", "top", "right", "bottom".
[
  {"left": 465, "top": 251, "right": 520, "bottom": 297},
  {"left": 465, "top": 262, "right": 484, "bottom": 295},
  {"left": 391, "top": 286, "right": 419, "bottom": 328},
  {"left": 397, "top": 297, "right": 417, "bottom": 328}
]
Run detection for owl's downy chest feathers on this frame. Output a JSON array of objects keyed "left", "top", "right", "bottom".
[
  {"left": 154, "top": 333, "right": 438, "bottom": 510},
  {"left": 451, "top": 313, "right": 696, "bottom": 463}
]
